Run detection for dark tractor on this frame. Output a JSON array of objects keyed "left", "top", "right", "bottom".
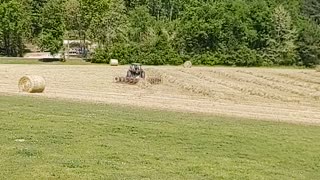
[
  {"left": 114, "top": 63, "right": 161, "bottom": 85},
  {"left": 126, "top": 63, "right": 145, "bottom": 79}
]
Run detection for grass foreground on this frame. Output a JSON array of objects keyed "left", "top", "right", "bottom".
[{"left": 0, "top": 95, "right": 319, "bottom": 179}]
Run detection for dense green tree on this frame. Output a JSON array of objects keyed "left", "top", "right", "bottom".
[
  {"left": 87, "top": 0, "right": 127, "bottom": 47},
  {"left": 302, "top": 0, "right": 320, "bottom": 24},
  {"left": 0, "top": 0, "right": 319, "bottom": 66},
  {"left": 38, "top": 0, "right": 66, "bottom": 55},
  {"left": 265, "top": 5, "right": 298, "bottom": 65},
  {"left": 29, "top": 0, "right": 47, "bottom": 40},
  {"left": 0, "top": 0, "right": 31, "bottom": 56},
  {"left": 297, "top": 19, "right": 320, "bottom": 67},
  {"left": 64, "top": 0, "right": 81, "bottom": 39}
]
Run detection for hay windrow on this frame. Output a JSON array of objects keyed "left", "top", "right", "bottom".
[
  {"left": 144, "top": 68, "right": 213, "bottom": 97},
  {"left": 240, "top": 70, "right": 320, "bottom": 92},
  {"left": 137, "top": 79, "right": 151, "bottom": 89},
  {"left": 233, "top": 70, "right": 315, "bottom": 98},
  {"left": 18, "top": 75, "right": 46, "bottom": 93},
  {"left": 275, "top": 72, "right": 320, "bottom": 85},
  {"left": 204, "top": 70, "right": 299, "bottom": 102}
]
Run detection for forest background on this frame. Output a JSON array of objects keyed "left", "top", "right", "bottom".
[{"left": 0, "top": 0, "right": 320, "bottom": 67}]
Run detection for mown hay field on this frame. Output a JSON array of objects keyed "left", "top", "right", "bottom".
[{"left": 0, "top": 64, "right": 320, "bottom": 124}]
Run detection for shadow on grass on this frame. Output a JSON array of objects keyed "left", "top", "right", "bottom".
[{"left": 38, "top": 58, "right": 62, "bottom": 62}]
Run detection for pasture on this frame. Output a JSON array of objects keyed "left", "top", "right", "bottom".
[{"left": 0, "top": 95, "right": 319, "bottom": 179}]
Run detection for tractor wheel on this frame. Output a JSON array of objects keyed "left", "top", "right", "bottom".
[
  {"left": 127, "top": 71, "right": 132, "bottom": 78},
  {"left": 141, "top": 71, "right": 146, "bottom": 79}
]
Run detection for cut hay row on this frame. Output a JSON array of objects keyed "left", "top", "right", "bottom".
[
  {"left": 233, "top": 70, "right": 318, "bottom": 100},
  {"left": 168, "top": 69, "right": 247, "bottom": 101},
  {"left": 150, "top": 69, "right": 220, "bottom": 99},
  {"left": 274, "top": 72, "right": 320, "bottom": 85},
  {"left": 137, "top": 79, "right": 152, "bottom": 89},
  {"left": 237, "top": 70, "right": 320, "bottom": 92},
  {"left": 297, "top": 70, "right": 320, "bottom": 78},
  {"left": 206, "top": 70, "right": 302, "bottom": 102},
  {"left": 181, "top": 68, "right": 293, "bottom": 102},
  {"left": 177, "top": 69, "right": 239, "bottom": 93},
  {"left": 177, "top": 69, "right": 253, "bottom": 102}
]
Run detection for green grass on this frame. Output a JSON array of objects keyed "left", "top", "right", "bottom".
[
  {"left": 0, "top": 58, "right": 91, "bottom": 65},
  {"left": 0, "top": 95, "right": 319, "bottom": 179}
]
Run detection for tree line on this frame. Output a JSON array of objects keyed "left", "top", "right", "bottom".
[{"left": 0, "top": 0, "right": 319, "bottom": 67}]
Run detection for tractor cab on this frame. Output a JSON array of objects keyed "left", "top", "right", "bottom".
[
  {"left": 130, "top": 63, "right": 142, "bottom": 72},
  {"left": 127, "top": 63, "right": 145, "bottom": 78}
]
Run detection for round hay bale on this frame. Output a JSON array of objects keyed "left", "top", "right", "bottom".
[
  {"left": 183, "top": 61, "right": 192, "bottom": 68},
  {"left": 110, "top": 59, "right": 119, "bottom": 66},
  {"left": 18, "top": 75, "right": 46, "bottom": 93},
  {"left": 316, "top": 65, "right": 320, "bottom": 72}
]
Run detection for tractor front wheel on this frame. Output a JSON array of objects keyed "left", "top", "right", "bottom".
[
  {"left": 141, "top": 71, "right": 146, "bottom": 79},
  {"left": 127, "top": 70, "right": 132, "bottom": 78}
]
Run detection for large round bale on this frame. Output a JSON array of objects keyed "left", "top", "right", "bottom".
[
  {"left": 110, "top": 59, "right": 119, "bottom": 66},
  {"left": 183, "top": 61, "right": 192, "bottom": 68},
  {"left": 18, "top": 75, "right": 46, "bottom": 93}
]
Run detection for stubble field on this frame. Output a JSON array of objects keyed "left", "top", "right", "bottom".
[{"left": 0, "top": 64, "right": 319, "bottom": 124}]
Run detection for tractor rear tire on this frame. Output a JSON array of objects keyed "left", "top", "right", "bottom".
[{"left": 141, "top": 71, "right": 146, "bottom": 79}]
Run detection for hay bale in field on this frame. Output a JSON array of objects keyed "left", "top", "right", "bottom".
[
  {"left": 316, "top": 65, "right": 320, "bottom": 72},
  {"left": 183, "top": 61, "right": 192, "bottom": 68},
  {"left": 18, "top": 75, "right": 46, "bottom": 93},
  {"left": 110, "top": 59, "right": 119, "bottom": 66}
]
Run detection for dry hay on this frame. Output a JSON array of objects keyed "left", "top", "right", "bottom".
[
  {"left": 235, "top": 70, "right": 319, "bottom": 99},
  {"left": 160, "top": 70, "right": 214, "bottom": 98},
  {"left": 110, "top": 59, "right": 119, "bottom": 66},
  {"left": 183, "top": 61, "right": 192, "bottom": 68},
  {"left": 2, "top": 64, "right": 320, "bottom": 124},
  {"left": 316, "top": 65, "right": 320, "bottom": 72},
  {"left": 137, "top": 79, "right": 151, "bottom": 89},
  {"left": 144, "top": 68, "right": 163, "bottom": 85},
  {"left": 18, "top": 75, "right": 46, "bottom": 93}
]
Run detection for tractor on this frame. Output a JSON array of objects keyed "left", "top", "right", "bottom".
[
  {"left": 127, "top": 63, "right": 145, "bottom": 79},
  {"left": 114, "top": 63, "right": 161, "bottom": 85}
]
